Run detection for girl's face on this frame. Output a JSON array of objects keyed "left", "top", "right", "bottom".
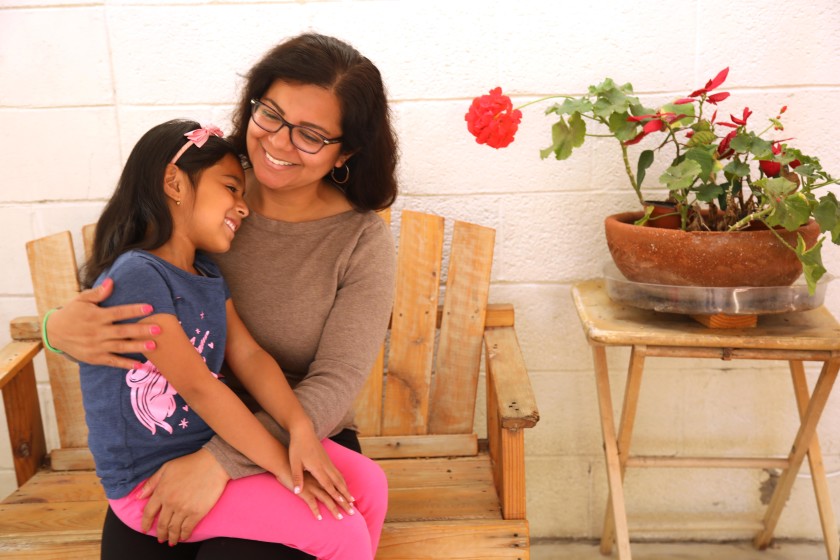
[
  {"left": 182, "top": 153, "right": 248, "bottom": 254},
  {"left": 246, "top": 80, "right": 348, "bottom": 195}
]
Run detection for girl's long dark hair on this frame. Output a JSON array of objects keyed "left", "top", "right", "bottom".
[
  {"left": 230, "top": 33, "right": 398, "bottom": 211},
  {"left": 82, "top": 119, "right": 239, "bottom": 288}
]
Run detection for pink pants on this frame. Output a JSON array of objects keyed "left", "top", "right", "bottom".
[{"left": 110, "top": 439, "right": 388, "bottom": 560}]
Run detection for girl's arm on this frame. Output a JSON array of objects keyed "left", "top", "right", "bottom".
[
  {"left": 223, "top": 300, "right": 353, "bottom": 504},
  {"left": 138, "top": 313, "right": 299, "bottom": 494}
]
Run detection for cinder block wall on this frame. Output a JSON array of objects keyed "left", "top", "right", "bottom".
[{"left": 2, "top": 0, "right": 840, "bottom": 542}]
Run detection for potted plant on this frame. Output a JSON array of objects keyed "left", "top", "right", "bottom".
[{"left": 466, "top": 68, "right": 839, "bottom": 293}]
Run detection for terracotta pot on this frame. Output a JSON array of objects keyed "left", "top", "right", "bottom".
[
  {"left": 604, "top": 211, "right": 821, "bottom": 287},
  {"left": 643, "top": 200, "right": 681, "bottom": 229}
]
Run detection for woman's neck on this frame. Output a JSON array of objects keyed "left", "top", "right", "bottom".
[{"left": 245, "top": 172, "right": 351, "bottom": 223}]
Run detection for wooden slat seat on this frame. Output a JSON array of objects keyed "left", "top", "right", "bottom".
[{"left": 0, "top": 210, "right": 539, "bottom": 559}]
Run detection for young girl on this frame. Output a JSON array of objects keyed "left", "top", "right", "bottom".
[{"left": 79, "top": 119, "right": 387, "bottom": 560}]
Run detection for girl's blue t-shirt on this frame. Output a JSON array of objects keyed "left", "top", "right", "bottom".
[{"left": 79, "top": 250, "right": 230, "bottom": 499}]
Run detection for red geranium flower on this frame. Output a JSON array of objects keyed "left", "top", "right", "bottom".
[{"left": 465, "top": 87, "right": 523, "bottom": 149}]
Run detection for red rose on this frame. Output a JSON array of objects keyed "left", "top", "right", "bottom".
[{"left": 465, "top": 87, "right": 523, "bottom": 149}]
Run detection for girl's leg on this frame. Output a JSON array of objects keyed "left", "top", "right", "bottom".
[
  {"left": 101, "top": 506, "right": 201, "bottom": 560},
  {"left": 112, "top": 439, "right": 387, "bottom": 560},
  {"left": 197, "top": 428, "right": 359, "bottom": 560},
  {"left": 194, "top": 427, "right": 363, "bottom": 560},
  {"left": 319, "top": 439, "right": 389, "bottom": 553}
]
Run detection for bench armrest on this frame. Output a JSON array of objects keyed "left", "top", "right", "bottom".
[
  {"left": 10, "top": 315, "right": 41, "bottom": 342},
  {"left": 1, "top": 320, "right": 47, "bottom": 488},
  {"left": 483, "top": 325, "right": 539, "bottom": 520}
]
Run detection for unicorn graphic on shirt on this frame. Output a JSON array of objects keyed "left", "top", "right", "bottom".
[{"left": 126, "top": 327, "right": 215, "bottom": 435}]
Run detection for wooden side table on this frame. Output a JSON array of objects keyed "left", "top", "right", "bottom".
[{"left": 572, "top": 279, "right": 840, "bottom": 560}]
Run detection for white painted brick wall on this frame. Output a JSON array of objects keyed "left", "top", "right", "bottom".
[{"left": 2, "top": 0, "right": 840, "bottom": 543}]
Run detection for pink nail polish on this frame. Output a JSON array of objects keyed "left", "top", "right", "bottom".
[
  {"left": 133, "top": 362, "right": 143, "bottom": 370},
  {"left": 149, "top": 325, "right": 162, "bottom": 335},
  {"left": 141, "top": 304, "right": 154, "bottom": 314},
  {"left": 145, "top": 341, "right": 156, "bottom": 351}
]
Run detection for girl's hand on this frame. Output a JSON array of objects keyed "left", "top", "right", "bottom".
[
  {"left": 288, "top": 427, "right": 354, "bottom": 510},
  {"left": 47, "top": 277, "right": 161, "bottom": 368},
  {"left": 293, "top": 472, "right": 355, "bottom": 521},
  {"left": 138, "top": 449, "right": 230, "bottom": 546}
]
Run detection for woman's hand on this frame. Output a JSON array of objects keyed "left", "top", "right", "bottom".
[
  {"left": 47, "top": 277, "right": 160, "bottom": 368},
  {"left": 293, "top": 472, "right": 356, "bottom": 521},
  {"left": 137, "top": 448, "right": 230, "bottom": 546},
  {"left": 288, "top": 427, "right": 354, "bottom": 509}
]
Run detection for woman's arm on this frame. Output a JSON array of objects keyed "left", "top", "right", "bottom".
[
  {"left": 45, "top": 277, "right": 161, "bottom": 368},
  {"left": 223, "top": 299, "right": 352, "bottom": 503},
  {"left": 203, "top": 217, "right": 396, "bottom": 478}
]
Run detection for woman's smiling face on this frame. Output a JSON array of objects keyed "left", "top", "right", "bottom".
[{"left": 246, "top": 80, "right": 347, "bottom": 195}]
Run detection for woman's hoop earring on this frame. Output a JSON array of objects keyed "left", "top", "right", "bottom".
[{"left": 330, "top": 163, "right": 350, "bottom": 185}]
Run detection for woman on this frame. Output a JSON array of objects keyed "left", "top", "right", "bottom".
[{"left": 46, "top": 33, "right": 398, "bottom": 560}]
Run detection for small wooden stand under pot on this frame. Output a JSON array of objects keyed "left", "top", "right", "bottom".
[{"left": 573, "top": 278, "right": 840, "bottom": 560}]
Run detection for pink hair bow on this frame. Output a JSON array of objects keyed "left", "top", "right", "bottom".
[{"left": 170, "top": 124, "right": 225, "bottom": 164}]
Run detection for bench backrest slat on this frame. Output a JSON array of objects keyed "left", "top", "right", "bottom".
[{"left": 26, "top": 232, "right": 87, "bottom": 449}]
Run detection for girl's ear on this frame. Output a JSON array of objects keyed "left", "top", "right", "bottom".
[{"left": 163, "top": 163, "right": 182, "bottom": 204}]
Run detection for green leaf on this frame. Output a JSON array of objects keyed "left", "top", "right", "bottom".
[
  {"left": 660, "top": 160, "right": 702, "bottom": 191},
  {"left": 608, "top": 111, "right": 639, "bottom": 142},
  {"left": 796, "top": 236, "right": 826, "bottom": 295},
  {"left": 545, "top": 98, "right": 592, "bottom": 117},
  {"left": 723, "top": 160, "right": 750, "bottom": 177},
  {"left": 695, "top": 182, "right": 723, "bottom": 202},
  {"left": 813, "top": 192, "right": 840, "bottom": 243},
  {"left": 636, "top": 150, "right": 654, "bottom": 188},
  {"left": 539, "top": 112, "right": 586, "bottom": 161},
  {"left": 684, "top": 146, "right": 715, "bottom": 182},
  {"left": 591, "top": 80, "right": 635, "bottom": 119},
  {"left": 794, "top": 163, "right": 819, "bottom": 178},
  {"left": 686, "top": 130, "right": 716, "bottom": 147},
  {"left": 767, "top": 192, "right": 811, "bottom": 230},
  {"left": 729, "top": 132, "right": 773, "bottom": 157},
  {"left": 760, "top": 176, "right": 798, "bottom": 198}
]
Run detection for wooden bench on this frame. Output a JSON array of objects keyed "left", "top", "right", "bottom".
[{"left": 0, "top": 209, "right": 539, "bottom": 559}]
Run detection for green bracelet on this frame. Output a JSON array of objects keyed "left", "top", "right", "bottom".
[{"left": 41, "top": 307, "right": 64, "bottom": 354}]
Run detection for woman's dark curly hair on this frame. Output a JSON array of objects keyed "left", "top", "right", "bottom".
[{"left": 230, "top": 33, "right": 398, "bottom": 211}]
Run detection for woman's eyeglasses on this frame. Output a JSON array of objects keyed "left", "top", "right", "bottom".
[{"left": 250, "top": 99, "right": 342, "bottom": 154}]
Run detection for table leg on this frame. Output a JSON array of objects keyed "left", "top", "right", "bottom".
[
  {"left": 788, "top": 360, "right": 839, "bottom": 560},
  {"left": 753, "top": 359, "right": 840, "bottom": 552},
  {"left": 592, "top": 345, "right": 633, "bottom": 559},
  {"left": 601, "top": 346, "right": 646, "bottom": 553}
]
